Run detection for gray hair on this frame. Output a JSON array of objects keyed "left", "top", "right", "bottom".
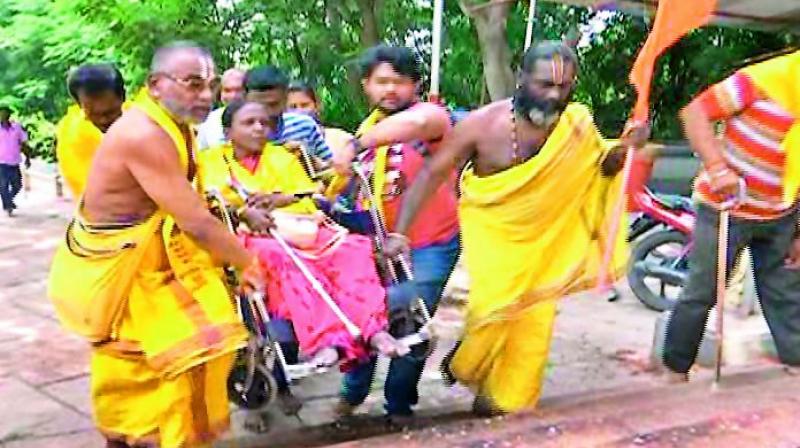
[
  {"left": 520, "top": 40, "right": 579, "bottom": 75},
  {"left": 150, "top": 40, "right": 213, "bottom": 73}
]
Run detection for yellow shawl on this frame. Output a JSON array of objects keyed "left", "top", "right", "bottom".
[
  {"left": 198, "top": 142, "right": 317, "bottom": 214},
  {"left": 55, "top": 102, "right": 130, "bottom": 197},
  {"left": 459, "top": 103, "right": 628, "bottom": 329},
  {"left": 740, "top": 50, "right": 800, "bottom": 205},
  {"left": 345, "top": 109, "right": 395, "bottom": 217},
  {"left": 49, "top": 90, "right": 246, "bottom": 377},
  {"left": 323, "top": 109, "right": 391, "bottom": 203}
]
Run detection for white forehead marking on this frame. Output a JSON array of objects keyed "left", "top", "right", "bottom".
[{"left": 198, "top": 56, "right": 211, "bottom": 80}]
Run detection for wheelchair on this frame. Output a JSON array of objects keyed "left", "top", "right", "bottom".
[{"left": 204, "top": 160, "right": 436, "bottom": 415}]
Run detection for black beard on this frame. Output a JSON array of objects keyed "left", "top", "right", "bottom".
[
  {"left": 513, "top": 86, "right": 569, "bottom": 128},
  {"left": 377, "top": 99, "right": 414, "bottom": 116}
]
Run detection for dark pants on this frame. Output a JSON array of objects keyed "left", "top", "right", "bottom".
[
  {"left": 663, "top": 203, "right": 800, "bottom": 373},
  {"left": 341, "top": 234, "right": 460, "bottom": 416},
  {"left": 0, "top": 164, "right": 21, "bottom": 211}
]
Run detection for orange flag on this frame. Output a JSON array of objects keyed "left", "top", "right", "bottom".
[
  {"left": 629, "top": 0, "right": 718, "bottom": 122},
  {"left": 597, "top": 0, "right": 717, "bottom": 294}
]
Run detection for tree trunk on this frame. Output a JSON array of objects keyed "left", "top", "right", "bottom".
[
  {"left": 355, "top": 0, "right": 381, "bottom": 47},
  {"left": 459, "top": 0, "right": 516, "bottom": 101}
]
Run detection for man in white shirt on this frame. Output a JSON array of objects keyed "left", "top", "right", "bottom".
[{"left": 196, "top": 68, "right": 245, "bottom": 149}]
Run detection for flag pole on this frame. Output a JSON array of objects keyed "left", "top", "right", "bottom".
[
  {"left": 430, "top": 0, "right": 444, "bottom": 102},
  {"left": 524, "top": 0, "right": 538, "bottom": 51},
  {"left": 595, "top": 0, "right": 719, "bottom": 294}
]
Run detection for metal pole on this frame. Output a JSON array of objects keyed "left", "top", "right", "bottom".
[
  {"left": 524, "top": 0, "right": 538, "bottom": 51},
  {"left": 430, "top": 0, "right": 444, "bottom": 101},
  {"left": 268, "top": 229, "right": 362, "bottom": 339},
  {"left": 713, "top": 209, "right": 730, "bottom": 388}
]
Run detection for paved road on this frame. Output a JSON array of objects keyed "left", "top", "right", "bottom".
[{"left": 1, "top": 173, "right": 783, "bottom": 447}]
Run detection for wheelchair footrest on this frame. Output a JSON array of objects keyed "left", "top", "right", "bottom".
[
  {"left": 397, "top": 325, "right": 433, "bottom": 348},
  {"left": 283, "top": 362, "right": 329, "bottom": 382}
]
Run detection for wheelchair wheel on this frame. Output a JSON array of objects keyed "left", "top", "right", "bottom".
[{"left": 227, "top": 362, "right": 277, "bottom": 410}]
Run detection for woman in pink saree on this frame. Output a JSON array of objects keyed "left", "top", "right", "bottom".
[{"left": 198, "top": 100, "right": 407, "bottom": 370}]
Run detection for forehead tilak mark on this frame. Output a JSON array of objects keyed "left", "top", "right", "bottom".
[
  {"left": 552, "top": 54, "right": 564, "bottom": 86},
  {"left": 198, "top": 56, "right": 212, "bottom": 80}
]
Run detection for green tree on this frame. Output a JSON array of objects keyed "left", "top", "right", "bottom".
[{"left": 1, "top": 0, "right": 797, "bottom": 158}]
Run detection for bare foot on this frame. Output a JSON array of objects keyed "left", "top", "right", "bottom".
[
  {"left": 472, "top": 395, "right": 505, "bottom": 417},
  {"left": 309, "top": 347, "right": 340, "bottom": 367},
  {"left": 334, "top": 398, "right": 357, "bottom": 420},
  {"left": 785, "top": 365, "right": 800, "bottom": 376},
  {"left": 277, "top": 389, "right": 303, "bottom": 416},
  {"left": 385, "top": 413, "right": 415, "bottom": 428},
  {"left": 370, "top": 331, "right": 411, "bottom": 357},
  {"left": 650, "top": 359, "right": 689, "bottom": 384},
  {"left": 243, "top": 410, "right": 271, "bottom": 433},
  {"left": 664, "top": 370, "right": 689, "bottom": 384}
]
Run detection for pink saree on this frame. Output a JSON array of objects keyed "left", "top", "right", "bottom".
[{"left": 240, "top": 227, "right": 387, "bottom": 371}]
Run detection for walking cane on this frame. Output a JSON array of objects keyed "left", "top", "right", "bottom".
[
  {"left": 713, "top": 178, "right": 746, "bottom": 390},
  {"left": 713, "top": 207, "right": 729, "bottom": 390}
]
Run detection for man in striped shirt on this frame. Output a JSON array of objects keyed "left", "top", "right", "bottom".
[
  {"left": 244, "top": 66, "right": 332, "bottom": 162},
  {"left": 663, "top": 61, "right": 800, "bottom": 381}
]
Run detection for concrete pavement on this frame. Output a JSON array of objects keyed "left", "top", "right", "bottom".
[{"left": 1, "top": 171, "right": 792, "bottom": 447}]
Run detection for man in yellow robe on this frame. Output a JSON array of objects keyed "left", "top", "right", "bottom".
[
  {"left": 48, "top": 42, "right": 261, "bottom": 447},
  {"left": 56, "top": 63, "right": 127, "bottom": 198},
  {"left": 386, "top": 41, "right": 649, "bottom": 415}
]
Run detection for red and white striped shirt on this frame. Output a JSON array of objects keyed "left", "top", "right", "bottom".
[{"left": 694, "top": 71, "right": 796, "bottom": 220}]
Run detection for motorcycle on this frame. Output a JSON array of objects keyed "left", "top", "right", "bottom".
[
  {"left": 620, "top": 152, "right": 695, "bottom": 311},
  {"left": 627, "top": 187, "right": 694, "bottom": 311}
]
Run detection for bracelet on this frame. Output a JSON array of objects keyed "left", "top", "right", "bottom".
[
  {"left": 705, "top": 160, "right": 728, "bottom": 172},
  {"left": 708, "top": 167, "right": 733, "bottom": 179}
]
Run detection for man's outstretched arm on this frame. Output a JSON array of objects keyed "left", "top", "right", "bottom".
[
  {"left": 332, "top": 103, "right": 451, "bottom": 174},
  {"left": 124, "top": 127, "right": 255, "bottom": 269},
  {"left": 359, "top": 103, "right": 451, "bottom": 148}
]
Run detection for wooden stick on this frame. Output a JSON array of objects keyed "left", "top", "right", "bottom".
[
  {"left": 595, "top": 145, "right": 635, "bottom": 294},
  {"left": 714, "top": 209, "right": 730, "bottom": 388},
  {"left": 430, "top": 0, "right": 444, "bottom": 100},
  {"left": 524, "top": 0, "right": 538, "bottom": 51}
]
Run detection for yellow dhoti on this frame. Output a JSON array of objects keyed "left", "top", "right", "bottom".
[
  {"left": 48, "top": 91, "right": 246, "bottom": 447},
  {"left": 450, "top": 103, "right": 628, "bottom": 412}
]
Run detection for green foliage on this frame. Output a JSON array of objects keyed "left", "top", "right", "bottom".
[{"left": 1, "top": 0, "right": 797, "bottom": 159}]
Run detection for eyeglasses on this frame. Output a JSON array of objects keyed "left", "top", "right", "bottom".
[{"left": 159, "top": 73, "right": 221, "bottom": 95}]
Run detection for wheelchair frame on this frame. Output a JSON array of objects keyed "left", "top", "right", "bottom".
[{"left": 205, "top": 159, "right": 436, "bottom": 413}]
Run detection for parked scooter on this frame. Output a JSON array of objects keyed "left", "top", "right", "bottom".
[{"left": 625, "top": 152, "right": 695, "bottom": 311}]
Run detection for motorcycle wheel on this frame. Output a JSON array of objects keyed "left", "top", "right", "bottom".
[{"left": 628, "top": 230, "right": 689, "bottom": 311}]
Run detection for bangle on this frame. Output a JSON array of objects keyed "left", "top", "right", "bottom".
[
  {"left": 706, "top": 160, "right": 728, "bottom": 172},
  {"left": 708, "top": 168, "right": 733, "bottom": 180}
]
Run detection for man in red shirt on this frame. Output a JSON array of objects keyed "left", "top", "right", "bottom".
[
  {"left": 663, "top": 53, "right": 800, "bottom": 381},
  {"left": 336, "top": 45, "right": 460, "bottom": 424}
]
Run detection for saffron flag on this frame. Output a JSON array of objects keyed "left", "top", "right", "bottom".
[
  {"left": 629, "top": 0, "right": 718, "bottom": 122},
  {"left": 597, "top": 0, "right": 718, "bottom": 293}
]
